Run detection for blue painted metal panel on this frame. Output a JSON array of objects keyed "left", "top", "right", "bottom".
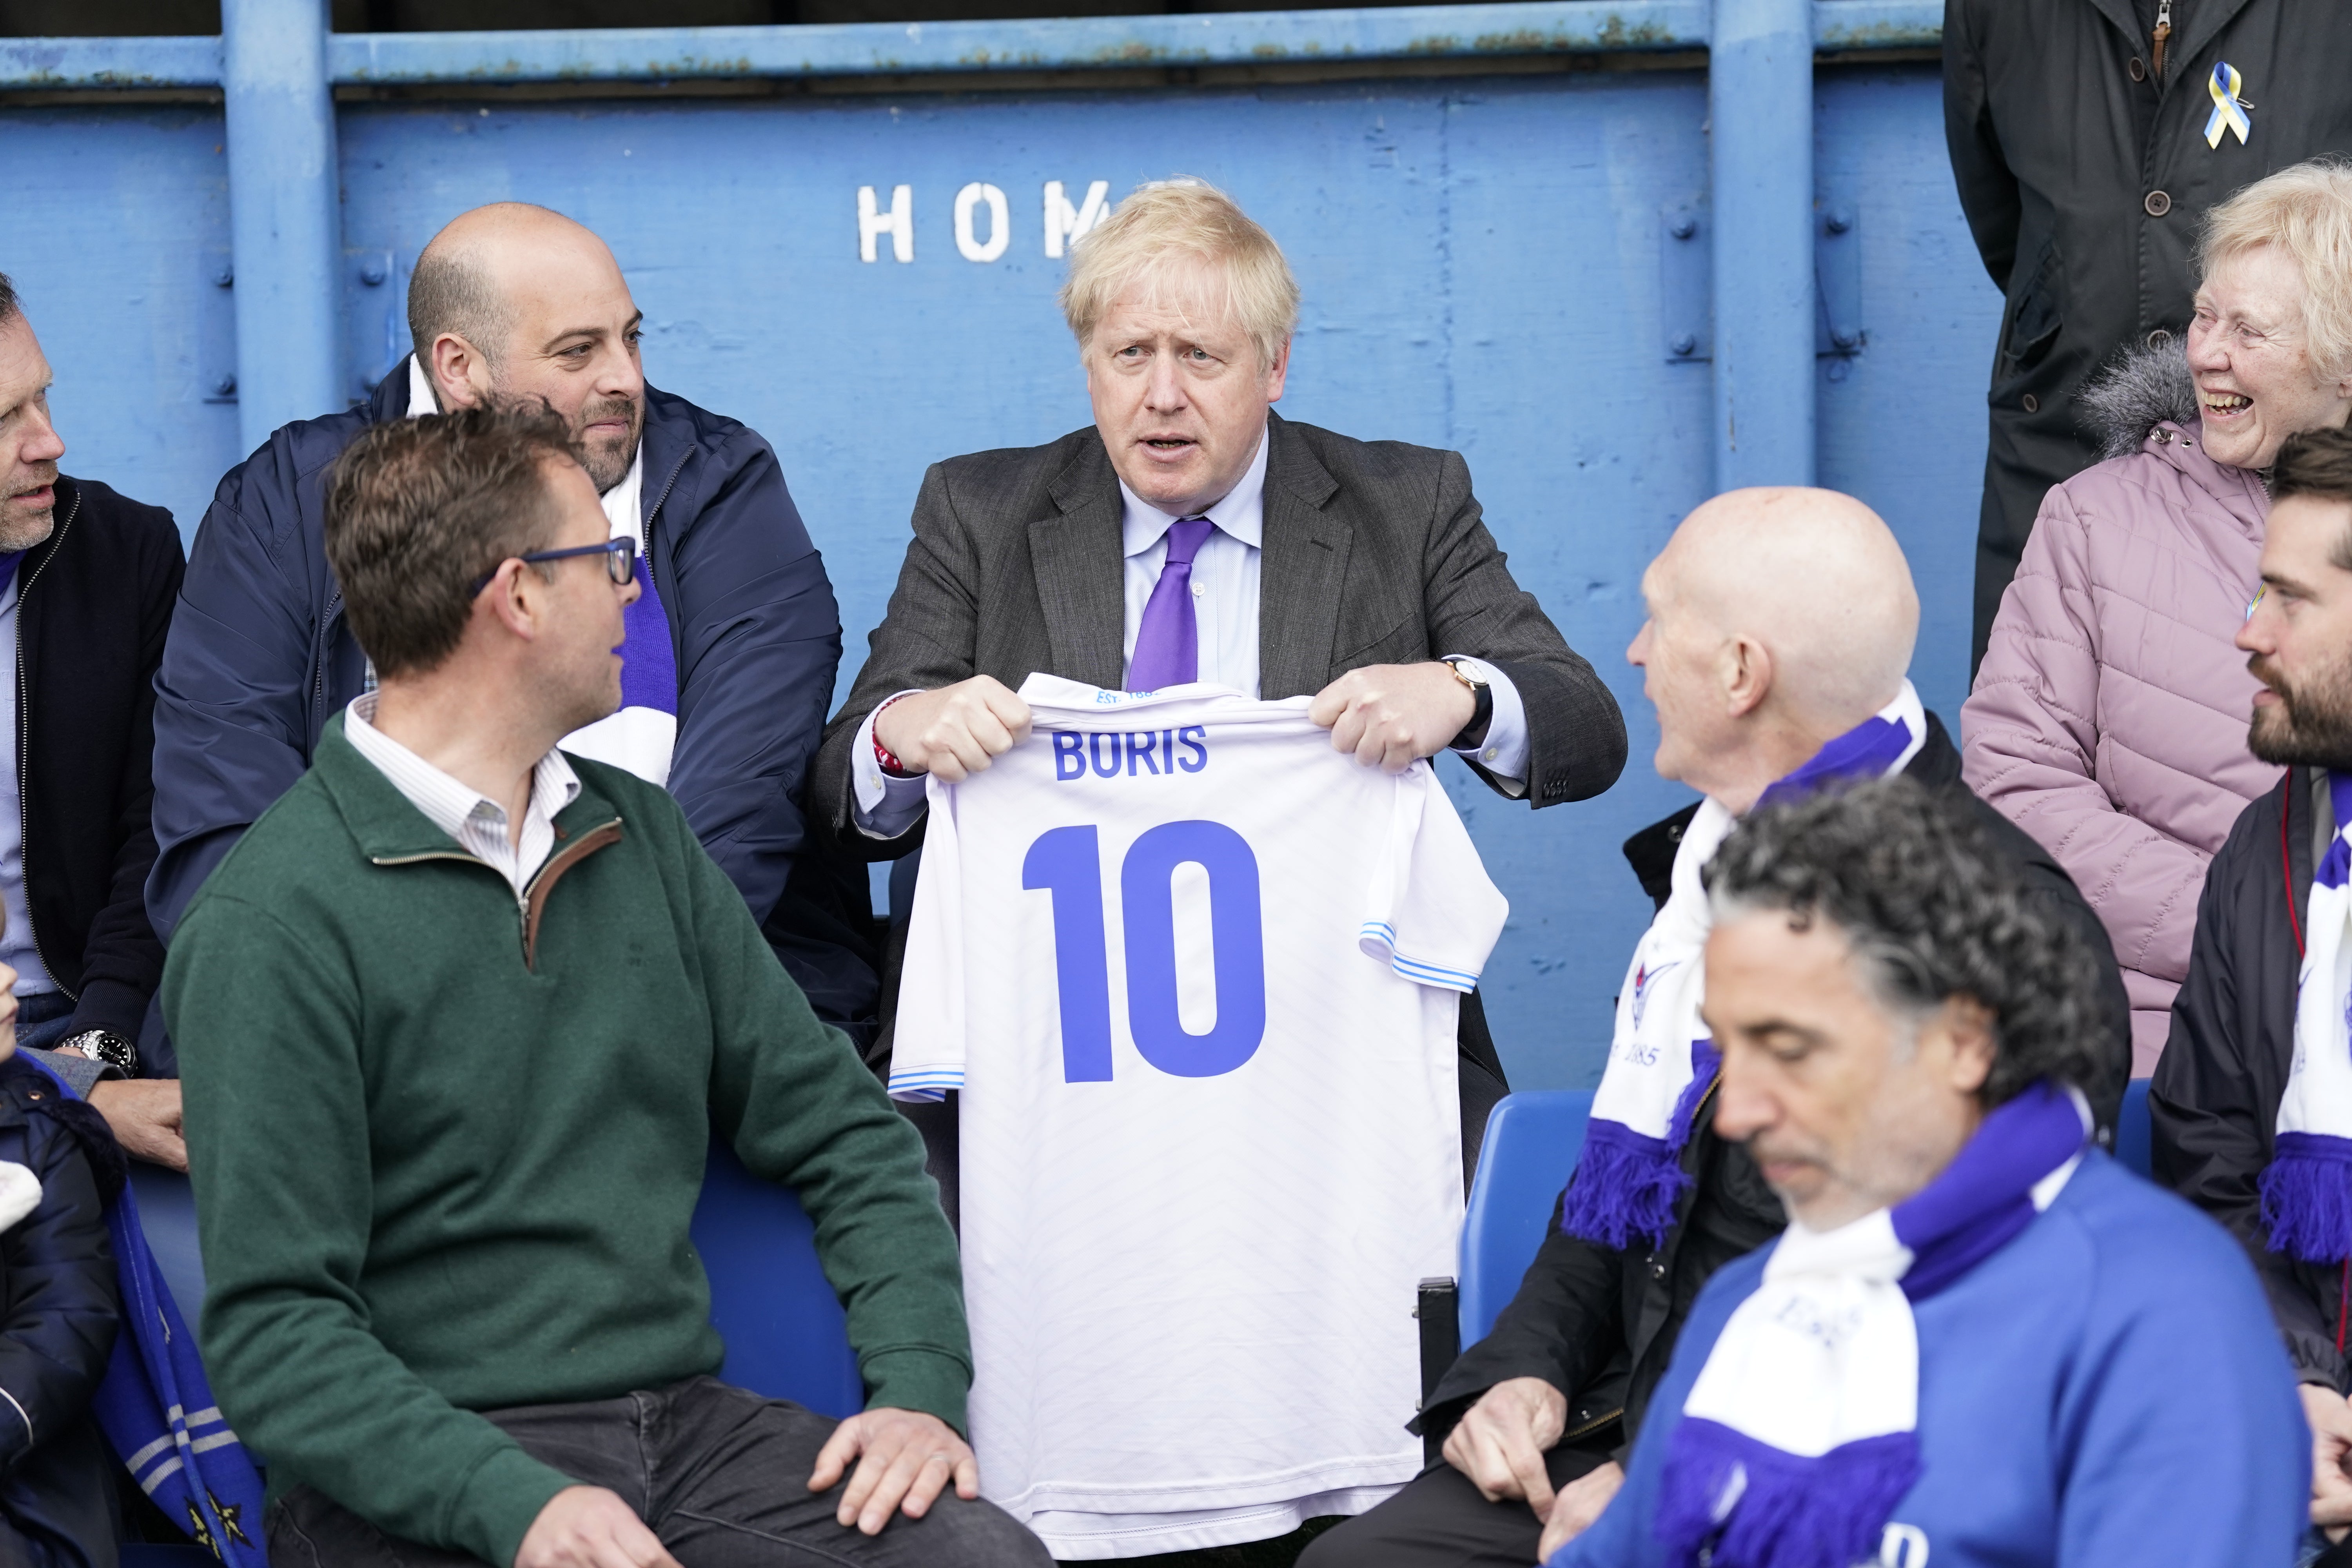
[
  {"left": 0, "top": 108, "right": 240, "bottom": 535},
  {"left": 1814, "top": 67, "right": 2001, "bottom": 730},
  {"left": 0, "top": 2, "right": 1940, "bottom": 91},
  {"left": 4, "top": 40, "right": 1994, "bottom": 1093},
  {"left": 223, "top": 0, "right": 345, "bottom": 451},
  {"left": 0, "top": 35, "right": 221, "bottom": 88},
  {"left": 1710, "top": 0, "right": 1815, "bottom": 488},
  {"left": 331, "top": 3, "right": 1710, "bottom": 84}
]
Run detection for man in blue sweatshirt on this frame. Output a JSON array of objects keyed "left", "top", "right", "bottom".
[
  {"left": 1550, "top": 777, "right": 2305, "bottom": 1568},
  {"left": 148, "top": 203, "right": 874, "bottom": 1063}
]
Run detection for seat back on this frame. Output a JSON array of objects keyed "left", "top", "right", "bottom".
[
  {"left": 691, "top": 1141, "right": 865, "bottom": 1417},
  {"left": 2116, "top": 1079, "right": 2153, "bottom": 1179},
  {"left": 1458, "top": 1090, "right": 1594, "bottom": 1348}
]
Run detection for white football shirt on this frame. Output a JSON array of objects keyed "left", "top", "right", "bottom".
[{"left": 892, "top": 674, "right": 1509, "bottom": 1557}]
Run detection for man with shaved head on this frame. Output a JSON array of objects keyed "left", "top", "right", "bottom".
[
  {"left": 148, "top": 202, "right": 873, "bottom": 1059},
  {"left": 1302, "top": 486, "right": 2131, "bottom": 1568}
]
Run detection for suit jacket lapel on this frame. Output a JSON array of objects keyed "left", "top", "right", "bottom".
[
  {"left": 1032, "top": 435, "right": 1130, "bottom": 690},
  {"left": 1256, "top": 413, "right": 1350, "bottom": 701}
]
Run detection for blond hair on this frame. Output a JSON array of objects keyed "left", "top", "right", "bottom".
[
  {"left": 1058, "top": 179, "right": 1300, "bottom": 368},
  {"left": 2201, "top": 158, "right": 2352, "bottom": 381}
]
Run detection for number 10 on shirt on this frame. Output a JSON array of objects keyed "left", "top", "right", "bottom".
[{"left": 1021, "top": 821, "right": 1268, "bottom": 1082}]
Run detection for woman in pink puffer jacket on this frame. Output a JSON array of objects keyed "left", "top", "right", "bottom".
[
  {"left": 1964, "top": 352, "right": 2273, "bottom": 1076},
  {"left": 1964, "top": 162, "right": 2352, "bottom": 1075}
]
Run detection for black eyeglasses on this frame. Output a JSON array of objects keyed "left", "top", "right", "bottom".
[{"left": 470, "top": 536, "right": 636, "bottom": 597}]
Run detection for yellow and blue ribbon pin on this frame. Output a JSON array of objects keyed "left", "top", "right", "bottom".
[{"left": 2206, "top": 62, "right": 2253, "bottom": 148}]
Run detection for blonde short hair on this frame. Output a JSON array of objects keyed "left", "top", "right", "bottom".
[
  {"left": 1058, "top": 179, "right": 1300, "bottom": 368},
  {"left": 2201, "top": 158, "right": 2352, "bottom": 381}
]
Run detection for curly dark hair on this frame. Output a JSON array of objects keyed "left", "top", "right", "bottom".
[{"left": 1702, "top": 775, "right": 2107, "bottom": 1105}]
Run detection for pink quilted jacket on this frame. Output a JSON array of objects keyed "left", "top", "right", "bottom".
[{"left": 1963, "top": 417, "right": 2281, "bottom": 1076}]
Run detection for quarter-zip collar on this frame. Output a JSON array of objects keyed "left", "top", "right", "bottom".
[{"left": 313, "top": 716, "right": 627, "bottom": 969}]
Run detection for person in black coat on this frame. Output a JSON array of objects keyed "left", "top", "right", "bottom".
[
  {"left": 0, "top": 273, "right": 187, "bottom": 1174},
  {"left": 0, "top": 956, "right": 127, "bottom": 1568},
  {"left": 1943, "top": 0, "right": 2352, "bottom": 668},
  {"left": 1303, "top": 487, "right": 2129, "bottom": 1568},
  {"left": 2154, "top": 426, "right": 2352, "bottom": 1555}
]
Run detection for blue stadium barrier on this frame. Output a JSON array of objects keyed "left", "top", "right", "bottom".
[
  {"left": 2117, "top": 1079, "right": 2154, "bottom": 1180},
  {"left": 1458, "top": 1090, "right": 1594, "bottom": 1349}
]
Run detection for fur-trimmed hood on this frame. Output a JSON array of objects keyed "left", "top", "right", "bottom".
[{"left": 2078, "top": 340, "right": 2200, "bottom": 459}]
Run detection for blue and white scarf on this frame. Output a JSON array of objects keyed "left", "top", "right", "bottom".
[
  {"left": 1559, "top": 682, "right": 1927, "bottom": 1249},
  {"left": 2261, "top": 771, "right": 2352, "bottom": 1263},
  {"left": 22, "top": 1058, "right": 269, "bottom": 1565},
  {"left": 1652, "top": 1083, "right": 2091, "bottom": 1568}
]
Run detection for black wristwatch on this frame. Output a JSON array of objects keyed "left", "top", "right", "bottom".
[
  {"left": 1442, "top": 657, "right": 1494, "bottom": 750},
  {"left": 55, "top": 1029, "right": 138, "bottom": 1075}
]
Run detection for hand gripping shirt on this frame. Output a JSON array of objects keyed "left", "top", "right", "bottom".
[{"left": 891, "top": 675, "right": 1509, "bottom": 1557}]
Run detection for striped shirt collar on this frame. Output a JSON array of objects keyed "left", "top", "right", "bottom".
[{"left": 344, "top": 692, "right": 582, "bottom": 895}]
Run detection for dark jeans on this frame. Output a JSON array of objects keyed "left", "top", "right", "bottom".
[
  {"left": 15, "top": 990, "right": 76, "bottom": 1054},
  {"left": 1297, "top": 1442, "right": 1611, "bottom": 1568},
  {"left": 265, "top": 1377, "right": 1050, "bottom": 1568}
]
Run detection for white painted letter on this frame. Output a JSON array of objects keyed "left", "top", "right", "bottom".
[
  {"left": 1044, "top": 180, "right": 1111, "bottom": 259},
  {"left": 955, "top": 182, "right": 1011, "bottom": 263},
  {"left": 858, "top": 184, "right": 914, "bottom": 264}
]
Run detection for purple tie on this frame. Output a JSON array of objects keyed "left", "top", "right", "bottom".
[{"left": 1125, "top": 515, "right": 1215, "bottom": 691}]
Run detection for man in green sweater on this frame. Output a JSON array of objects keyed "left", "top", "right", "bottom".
[{"left": 163, "top": 403, "right": 1049, "bottom": 1568}]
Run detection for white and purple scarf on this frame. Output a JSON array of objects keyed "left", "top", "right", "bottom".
[
  {"left": 2261, "top": 770, "right": 2352, "bottom": 1263},
  {"left": 1559, "top": 682, "right": 1928, "bottom": 1249},
  {"left": 1653, "top": 1083, "right": 2091, "bottom": 1568}
]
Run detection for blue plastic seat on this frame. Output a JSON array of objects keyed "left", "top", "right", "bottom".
[
  {"left": 690, "top": 1141, "right": 864, "bottom": 1417},
  {"left": 2116, "top": 1079, "right": 2153, "bottom": 1179},
  {"left": 1458, "top": 1090, "right": 1594, "bottom": 1349}
]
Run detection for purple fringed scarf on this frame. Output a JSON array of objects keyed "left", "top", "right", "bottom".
[
  {"left": 2260, "top": 771, "right": 2352, "bottom": 1263},
  {"left": 1561, "top": 684, "right": 1925, "bottom": 1250},
  {"left": 1653, "top": 1082, "right": 2090, "bottom": 1568}
]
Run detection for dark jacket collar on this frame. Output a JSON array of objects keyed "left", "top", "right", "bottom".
[
  {"left": 1621, "top": 710, "right": 1961, "bottom": 909},
  {"left": 17, "top": 473, "right": 84, "bottom": 581}
]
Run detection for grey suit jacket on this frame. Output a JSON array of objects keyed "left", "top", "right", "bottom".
[{"left": 814, "top": 412, "right": 1626, "bottom": 849}]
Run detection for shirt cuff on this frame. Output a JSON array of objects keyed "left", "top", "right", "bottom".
[
  {"left": 1444, "top": 657, "right": 1528, "bottom": 783},
  {"left": 851, "top": 693, "right": 932, "bottom": 841}
]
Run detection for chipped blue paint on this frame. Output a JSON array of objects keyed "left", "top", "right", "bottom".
[
  {"left": 2, "top": 7, "right": 1986, "bottom": 1087},
  {"left": 0, "top": 2, "right": 1940, "bottom": 91}
]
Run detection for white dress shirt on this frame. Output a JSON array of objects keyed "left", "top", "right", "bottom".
[
  {"left": 344, "top": 691, "right": 583, "bottom": 898},
  {"left": 851, "top": 422, "right": 1528, "bottom": 839}
]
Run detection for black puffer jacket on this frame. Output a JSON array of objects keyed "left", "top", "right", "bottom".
[
  {"left": 1419, "top": 714, "right": 2133, "bottom": 1454},
  {"left": 2151, "top": 770, "right": 2346, "bottom": 1383},
  {"left": 0, "top": 1055, "right": 123, "bottom": 1566},
  {"left": 1943, "top": 0, "right": 2352, "bottom": 666}
]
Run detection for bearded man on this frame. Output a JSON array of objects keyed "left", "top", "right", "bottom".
[
  {"left": 148, "top": 203, "right": 875, "bottom": 1054},
  {"left": 2156, "top": 423, "right": 2352, "bottom": 1565}
]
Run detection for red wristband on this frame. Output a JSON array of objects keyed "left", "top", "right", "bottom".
[{"left": 871, "top": 695, "right": 917, "bottom": 779}]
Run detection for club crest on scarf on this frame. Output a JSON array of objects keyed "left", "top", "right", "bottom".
[
  {"left": 1558, "top": 683, "right": 1927, "bottom": 1250},
  {"left": 2260, "top": 771, "right": 2352, "bottom": 1264},
  {"left": 1655, "top": 1084, "right": 2089, "bottom": 1568}
]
